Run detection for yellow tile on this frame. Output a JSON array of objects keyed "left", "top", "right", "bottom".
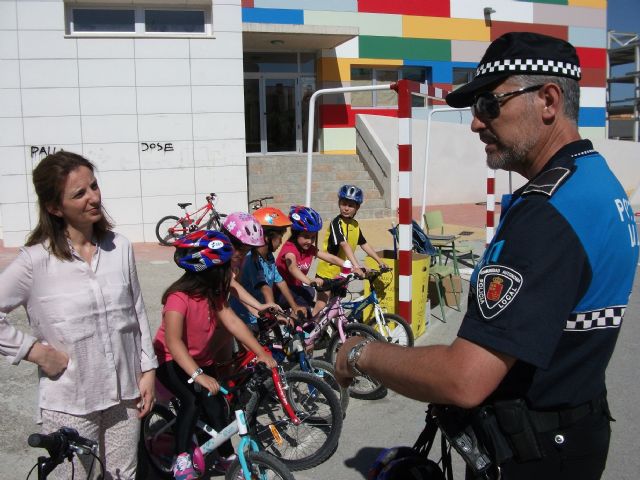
[
  {"left": 318, "top": 57, "right": 403, "bottom": 82},
  {"left": 568, "top": 0, "right": 606, "bottom": 8},
  {"left": 322, "top": 149, "right": 358, "bottom": 155},
  {"left": 403, "top": 16, "right": 490, "bottom": 41}
]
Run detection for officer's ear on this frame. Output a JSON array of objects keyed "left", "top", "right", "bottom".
[{"left": 540, "top": 83, "right": 562, "bottom": 123}]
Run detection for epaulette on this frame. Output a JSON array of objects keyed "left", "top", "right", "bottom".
[{"left": 522, "top": 167, "right": 571, "bottom": 197}]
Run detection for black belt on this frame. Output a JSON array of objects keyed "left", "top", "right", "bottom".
[{"left": 528, "top": 394, "right": 609, "bottom": 432}]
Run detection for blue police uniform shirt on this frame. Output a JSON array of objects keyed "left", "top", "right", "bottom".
[
  {"left": 459, "top": 139, "right": 639, "bottom": 409},
  {"left": 232, "top": 250, "right": 282, "bottom": 326}
]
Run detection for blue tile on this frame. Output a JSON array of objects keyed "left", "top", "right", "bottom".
[
  {"left": 242, "top": 7, "right": 304, "bottom": 24},
  {"left": 579, "top": 107, "right": 605, "bottom": 127}
]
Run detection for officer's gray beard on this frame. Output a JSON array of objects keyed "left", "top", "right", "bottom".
[{"left": 485, "top": 123, "right": 539, "bottom": 172}]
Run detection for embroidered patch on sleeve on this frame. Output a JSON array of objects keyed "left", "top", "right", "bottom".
[{"left": 476, "top": 265, "right": 524, "bottom": 320}]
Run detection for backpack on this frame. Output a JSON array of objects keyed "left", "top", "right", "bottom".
[{"left": 388, "top": 221, "right": 438, "bottom": 260}]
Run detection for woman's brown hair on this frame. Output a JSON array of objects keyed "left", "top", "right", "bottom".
[{"left": 25, "top": 151, "right": 113, "bottom": 260}]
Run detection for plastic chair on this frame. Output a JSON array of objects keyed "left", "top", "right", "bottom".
[
  {"left": 428, "top": 263, "right": 461, "bottom": 323},
  {"left": 423, "top": 211, "right": 476, "bottom": 273}
]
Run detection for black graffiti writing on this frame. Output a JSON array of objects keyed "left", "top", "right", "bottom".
[
  {"left": 140, "top": 142, "right": 174, "bottom": 153},
  {"left": 30, "top": 146, "right": 61, "bottom": 158}
]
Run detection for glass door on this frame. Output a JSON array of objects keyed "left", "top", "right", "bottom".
[{"left": 265, "top": 78, "right": 297, "bottom": 152}]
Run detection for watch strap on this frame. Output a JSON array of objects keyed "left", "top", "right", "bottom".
[
  {"left": 187, "top": 367, "right": 204, "bottom": 384},
  {"left": 347, "top": 339, "right": 374, "bottom": 377}
]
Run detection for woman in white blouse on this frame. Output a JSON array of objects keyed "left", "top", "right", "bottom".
[{"left": 0, "top": 151, "right": 157, "bottom": 479}]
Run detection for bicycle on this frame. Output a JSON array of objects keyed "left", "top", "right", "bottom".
[
  {"left": 27, "top": 427, "right": 104, "bottom": 479},
  {"left": 249, "top": 196, "right": 274, "bottom": 210},
  {"left": 341, "top": 267, "right": 414, "bottom": 347},
  {"left": 155, "top": 192, "right": 227, "bottom": 246},
  {"left": 303, "top": 275, "right": 388, "bottom": 400},
  {"left": 143, "top": 349, "right": 342, "bottom": 473},
  {"left": 256, "top": 309, "right": 350, "bottom": 416},
  {"left": 220, "top": 348, "right": 343, "bottom": 471},
  {"left": 142, "top": 382, "right": 294, "bottom": 480}
]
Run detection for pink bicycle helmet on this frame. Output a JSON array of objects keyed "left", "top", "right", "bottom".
[{"left": 223, "top": 212, "right": 265, "bottom": 247}]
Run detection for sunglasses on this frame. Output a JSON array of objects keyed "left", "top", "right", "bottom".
[{"left": 471, "top": 84, "right": 544, "bottom": 120}]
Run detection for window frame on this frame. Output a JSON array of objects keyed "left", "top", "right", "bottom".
[
  {"left": 65, "top": 4, "right": 212, "bottom": 38},
  {"left": 350, "top": 66, "right": 430, "bottom": 109}
]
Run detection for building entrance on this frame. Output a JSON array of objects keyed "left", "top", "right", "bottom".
[{"left": 244, "top": 52, "right": 315, "bottom": 153}]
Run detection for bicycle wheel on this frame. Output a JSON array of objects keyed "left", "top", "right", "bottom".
[
  {"left": 290, "top": 358, "right": 349, "bottom": 417},
  {"left": 206, "top": 212, "right": 228, "bottom": 231},
  {"left": 155, "top": 215, "right": 185, "bottom": 246},
  {"left": 246, "top": 370, "right": 343, "bottom": 471},
  {"left": 325, "top": 323, "right": 388, "bottom": 400},
  {"left": 141, "top": 405, "right": 176, "bottom": 479},
  {"left": 365, "top": 311, "right": 414, "bottom": 347},
  {"left": 225, "top": 451, "right": 295, "bottom": 480}
]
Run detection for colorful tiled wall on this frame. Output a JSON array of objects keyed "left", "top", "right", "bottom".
[{"left": 242, "top": 0, "right": 607, "bottom": 153}]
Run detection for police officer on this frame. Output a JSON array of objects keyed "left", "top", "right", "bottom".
[{"left": 334, "top": 32, "right": 639, "bottom": 480}]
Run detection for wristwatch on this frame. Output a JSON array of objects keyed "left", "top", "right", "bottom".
[
  {"left": 187, "top": 367, "right": 204, "bottom": 384},
  {"left": 347, "top": 339, "right": 374, "bottom": 377}
]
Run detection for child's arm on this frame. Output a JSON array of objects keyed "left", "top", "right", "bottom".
[
  {"left": 339, "top": 240, "right": 364, "bottom": 276},
  {"left": 284, "top": 252, "right": 319, "bottom": 286},
  {"left": 361, "top": 242, "right": 387, "bottom": 269},
  {"left": 276, "top": 280, "right": 306, "bottom": 317},
  {"left": 164, "top": 310, "right": 221, "bottom": 394},
  {"left": 316, "top": 250, "right": 346, "bottom": 269},
  {"left": 230, "top": 277, "right": 283, "bottom": 314},
  {"left": 217, "top": 305, "right": 277, "bottom": 367}
]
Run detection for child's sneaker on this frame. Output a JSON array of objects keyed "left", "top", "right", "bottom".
[
  {"left": 212, "top": 453, "right": 237, "bottom": 472},
  {"left": 173, "top": 452, "right": 200, "bottom": 480}
]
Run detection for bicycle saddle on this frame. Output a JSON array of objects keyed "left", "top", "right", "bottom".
[{"left": 177, "top": 202, "right": 192, "bottom": 209}]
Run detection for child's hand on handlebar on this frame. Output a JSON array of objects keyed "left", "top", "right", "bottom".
[
  {"left": 259, "top": 303, "right": 283, "bottom": 315},
  {"left": 256, "top": 351, "right": 278, "bottom": 368},
  {"left": 195, "top": 374, "right": 221, "bottom": 395},
  {"left": 353, "top": 266, "right": 365, "bottom": 278}
]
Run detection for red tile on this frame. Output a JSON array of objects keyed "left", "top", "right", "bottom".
[
  {"left": 358, "top": 0, "right": 449, "bottom": 17},
  {"left": 576, "top": 47, "right": 606, "bottom": 69},
  {"left": 579, "top": 67, "right": 606, "bottom": 87},
  {"left": 319, "top": 104, "right": 398, "bottom": 128},
  {"left": 490, "top": 21, "right": 568, "bottom": 41}
]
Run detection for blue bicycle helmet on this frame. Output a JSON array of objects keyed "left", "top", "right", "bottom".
[
  {"left": 174, "top": 230, "right": 233, "bottom": 272},
  {"left": 289, "top": 205, "right": 323, "bottom": 232},
  {"left": 338, "top": 184, "right": 364, "bottom": 204}
]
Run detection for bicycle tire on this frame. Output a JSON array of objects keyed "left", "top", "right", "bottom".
[
  {"left": 155, "top": 215, "right": 184, "bottom": 246},
  {"left": 206, "top": 212, "right": 228, "bottom": 231},
  {"left": 290, "top": 358, "right": 349, "bottom": 417},
  {"left": 246, "top": 370, "right": 343, "bottom": 471},
  {"left": 324, "top": 323, "right": 388, "bottom": 400},
  {"left": 365, "top": 312, "right": 414, "bottom": 347},
  {"left": 225, "top": 450, "right": 295, "bottom": 480},
  {"left": 140, "top": 405, "right": 176, "bottom": 479}
]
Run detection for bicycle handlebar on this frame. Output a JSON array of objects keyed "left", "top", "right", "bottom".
[{"left": 28, "top": 427, "right": 97, "bottom": 457}]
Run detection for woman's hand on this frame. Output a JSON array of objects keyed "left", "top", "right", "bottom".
[
  {"left": 195, "top": 374, "right": 221, "bottom": 395},
  {"left": 27, "top": 342, "right": 69, "bottom": 378},
  {"left": 137, "top": 370, "right": 156, "bottom": 418},
  {"left": 256, "top": 351, "right": 278, "bottom": 369}
]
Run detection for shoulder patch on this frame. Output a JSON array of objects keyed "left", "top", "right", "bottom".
[
  {"left": 522, "top": 167, "right": 571, "bottom": 197},
  {"left": 476, "top": 265, "right": 524, "bottom": 320}
]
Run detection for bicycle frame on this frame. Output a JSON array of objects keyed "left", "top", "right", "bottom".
[
  {"left": 176, "top": 200, "right": 214, "bottom": 232},
  {"left": 305, "top": 294, "right": 349, "bottom": 347}
]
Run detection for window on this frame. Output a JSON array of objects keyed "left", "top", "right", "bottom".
[
  {"left": 72, "top": 9, "right": 134, "bottom": 32},
  {"left": 350, "top": 66, "right": 430, "bottom": 108},
  {"left": 453, "top": 68, "right": 475, "bottom": 90},
  {"left": 67, "top": 6, "right": 209, "bottom": 35},
  {"left": 145, "top": 10, "right": 205, "bottom": 33}
]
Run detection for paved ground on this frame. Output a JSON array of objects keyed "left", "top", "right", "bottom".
[{"left": 1, "top": 211, "right": 638, "bottom": 479}]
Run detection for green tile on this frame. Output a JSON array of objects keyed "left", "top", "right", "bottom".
[{"left": 359, "top": 36, "right": 451, "bottom": 62}]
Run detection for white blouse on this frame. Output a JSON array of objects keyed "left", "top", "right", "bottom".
[{"left": 0, "top": 232, "right": 158, "bottom": 416}]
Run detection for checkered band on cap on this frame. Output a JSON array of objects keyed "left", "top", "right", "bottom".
[{"left": 476, "top": 58, "right": 581, "bottom": 80}]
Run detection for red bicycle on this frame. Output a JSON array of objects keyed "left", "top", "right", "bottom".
[{"left": 155, "top": 193, "right": 226, "bottom": 246}]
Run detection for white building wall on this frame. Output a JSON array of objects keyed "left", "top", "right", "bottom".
[{"left": 0, "top": 0, "right": 246, "bottom": 247}]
